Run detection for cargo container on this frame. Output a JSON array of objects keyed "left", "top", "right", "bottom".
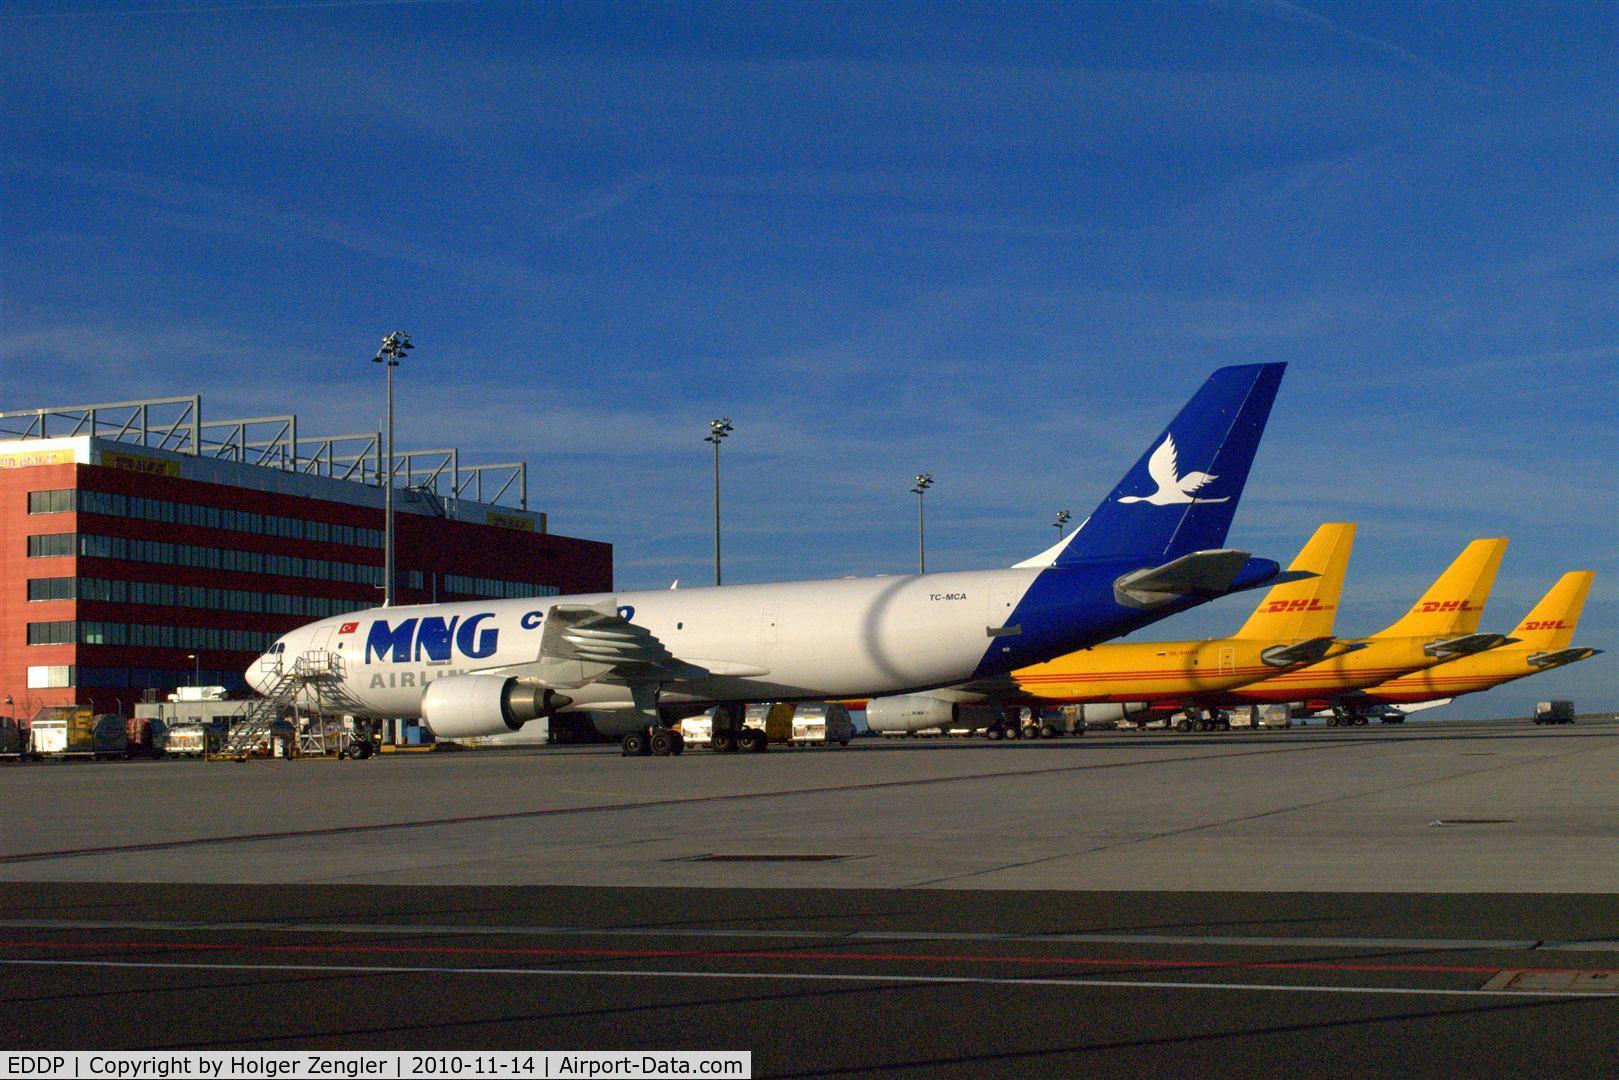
[
  {"left": 680, "top": 702, "right": 853, "bottom": 749},
  {"left": 1229, "top": 705, "right": 1292, "bottom": 729},
  {"left": 164, "top": 722, "right": 223, "bottom": 758},
  {"left": 28, "top": 708, "right": 129, "bottom": 759},
  {"left": 788, "top": 702, "right": 855, "bottom": 746},
  {"left": 125, "top": 717, "right": 167, "bottom": 758}
]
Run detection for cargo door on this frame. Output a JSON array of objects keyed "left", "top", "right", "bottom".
[{"left": 1218, "top": 647, "right": 1236, "bottom": 676}]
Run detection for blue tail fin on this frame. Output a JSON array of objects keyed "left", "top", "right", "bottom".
[{"left": 1053, "top": 363, "right": 1285, "bottom": 566}]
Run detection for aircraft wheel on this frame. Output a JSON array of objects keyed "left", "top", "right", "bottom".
[
  {"left": 1176, "top": 718, "right": 1192, "bottom": 733},
  {"left": 1355, "top": 716, "right": 1369, "bottom": 726},
  {"left": 1040, "top": 724, "right": 1058, "bottom": 739},
  {"left": 1020, "top": 724, "right": 1039, "bottom": 740},
  {"left": 1326, "top": 716, "right": 1339, "bottom": 727},
  {"left": 649, "top": 729, "right": 674, "bottom": 757},
  {"left": 986, "top": 725, "right": 1003, "bottom": 740},
  {"left": 711, "top": 731, "right": 736, "bottom": 753},
  {"left": 740, "top": 728, "right": 768, "bottom": 753},
  {"left": 622, "top": 731, "right": 648, "bottom": 756}
]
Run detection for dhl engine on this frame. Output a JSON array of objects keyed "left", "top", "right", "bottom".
[{"left": 421, "top": 675, "right": 572, "bottom": 739}]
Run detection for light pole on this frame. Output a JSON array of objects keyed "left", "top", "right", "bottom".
[
  {"left": 912, "top": 473, "right": 933, "bottom": 573},
  {"left": 705, "top": 418, "right": 733, "bottom": 586},
  {"left": 373, "top": 331, "right": 414, "bottom": 607},
  {"left": 1053, "top": 509, "right": 1072, "bottom": 537},
  {"left": 187, "top": 653, "right": 199, "bottom": 686}
]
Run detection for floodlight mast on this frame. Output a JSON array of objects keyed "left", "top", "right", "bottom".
[
  {"left": 704, "top": 418, "right": 734, "bottom": 586},
  {"left": 373, "top": 332, "right": 414, "bottom": 607},
  {"left": 911, "top": 473, "right": 934, "bottom": 573}
]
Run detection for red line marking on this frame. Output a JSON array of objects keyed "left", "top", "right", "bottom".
[{"left": 0, "top": 939, "right": 1611, "bottom": 978}]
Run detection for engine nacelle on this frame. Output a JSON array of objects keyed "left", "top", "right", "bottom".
[
  {"left": 1068, "top": 702, "right": 1151, "bottom": 725},
  {"left": 421, "top": 675, "right": 572, "bottom": 740},
  {"left": 866, "top": 694, "right": 961, "bottom": 733}
]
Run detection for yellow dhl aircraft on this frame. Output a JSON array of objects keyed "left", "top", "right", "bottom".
[
  {"left": 862, "top": 523, "right": 1360, "bottom": 736},
  {"left": 1010, "top": 521, "right": 1357, "bottom": 704},
  {"left": 1202, "top": 537, "right": 1513, "bottom": 723},
  {"left": 1355, "top": 571, "right": 1600, "bottom": 709}
]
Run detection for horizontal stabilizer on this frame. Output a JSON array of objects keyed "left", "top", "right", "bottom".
[
  {"left": 1423, "top": 632, "right": 1515, "bottom": 659},
  {"left": 1398, "top": 698, "right": 1453, "bottom": 715},
  {"left": 1259, "top": 636, "right": 1342, "bottom": 669},
  {"left": 1113, "top": 549, "right": 1265, "bottom": 609},
  {"left": 1528, "top": 646, "right": 1601, "bottom": 669}
]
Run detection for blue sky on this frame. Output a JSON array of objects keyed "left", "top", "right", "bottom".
[{"left": 2, "top": 1, "right": 1614, "bottom": 719}]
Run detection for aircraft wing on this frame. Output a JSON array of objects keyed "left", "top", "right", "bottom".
[
  {"left": 492, "top": 601, "right": 709, "bottom": 689},
  {"left": 1423, "top": 633, "right": 1516, "bottom": 659}
]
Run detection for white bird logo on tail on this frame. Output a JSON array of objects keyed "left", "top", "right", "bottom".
[{"left": 1117, "top": 434, "right": 1228, "bottom": 505}]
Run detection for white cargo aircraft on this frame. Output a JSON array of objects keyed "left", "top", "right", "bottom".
[{"left": 249, "top": 364, "right": 1291, "bottom": 756}]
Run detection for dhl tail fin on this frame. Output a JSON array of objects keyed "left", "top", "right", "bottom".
[
  {"left": 1373, "top": 538, "right": 1508, "bottom": 638},
  {"left": 1509, "top": 571, "right": 1595, "bottom": 649},
  {"left": 1232, "top": 523, "right": 1355, "bottom": 640}
]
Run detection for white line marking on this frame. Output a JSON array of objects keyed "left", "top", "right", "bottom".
[
  {"left": 0, "top": 918, "right": 1570, "bottom": 953},
  {"left": 2, "top": 957, "right": 1615, "bottom": 999}
]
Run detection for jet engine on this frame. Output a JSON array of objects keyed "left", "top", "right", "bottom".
[
  {"left": 1067, "top": 702, "right": 1151, "bottom": 725},
  {"left": 865, "top": 694, "right": 994, "bottom": 733},
  {"left": 421, "top": 675, "right": 572, "bottom": 740}
]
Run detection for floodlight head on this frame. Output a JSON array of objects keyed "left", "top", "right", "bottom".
[
  {"left": 705, "top": 417, "right": 733, "bottom": 443},
  {"left": 912, "top": 473, "right": 933, "bottom": 494},
  {"left": 1054, "top": 509, "right": 1072, "bottom": 527}
]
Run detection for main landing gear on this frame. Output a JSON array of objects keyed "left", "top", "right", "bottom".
[
  {"left": 706, "top": 702, "right": 767, "bottom": 754},
  {"left": 621, "top": 726, "right": 686, "bottom": 757}
]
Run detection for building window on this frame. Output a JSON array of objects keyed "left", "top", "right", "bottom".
[
  {"left": 27, "top": 578, "right": 76, "bottom": 601},
  {"left": 442, "top": 574, "right": 560, "bottom": 599},
  {"left": 26, "top": 620, "right": 76, "bottom": 645},
  {"left": 28, "top": 490, "right": 76, "bottom": 514},
  {"left": 26, "top": 665, "right": 76, "bottom": 689},
  {"left": 27, "top": 533, "right": 76, "bottom": 558}
]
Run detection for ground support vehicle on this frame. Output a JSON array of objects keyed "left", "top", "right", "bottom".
[
  {"left": 0, "top": 717, "right": 34, "bottom": 761},
  {"left": 985, "top": 706, "right": 1083, "bottom": 740},
  {"left": 1533, "top": 700, "right": 1575, "bottom": 725}
]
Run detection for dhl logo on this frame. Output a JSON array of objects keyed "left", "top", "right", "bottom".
[
  {"left": 1260, "top": 599, "right": 1333, "bottom": 613},
  {"left": 1416, "top": 600, "right": 1476, "bottom": 613},
  {"left": 1519, "top": 620, "right": 1569, "bottom": 631}
]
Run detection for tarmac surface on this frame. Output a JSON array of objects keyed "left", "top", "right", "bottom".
[{"left": 1, "top": 718, "right": 1614, "bottom": 1075}]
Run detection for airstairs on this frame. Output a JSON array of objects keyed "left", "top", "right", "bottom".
[{"left": 214, "top": 650, "right": 353, "bottom": 760}]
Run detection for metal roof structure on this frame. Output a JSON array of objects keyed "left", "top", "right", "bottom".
[{"left": 0, "top": 394, "right": 528, "bottom": 510}]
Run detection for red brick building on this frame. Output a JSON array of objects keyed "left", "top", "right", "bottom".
[{"left": 1, "top": 400, "right": 611, "bottom": 719}]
